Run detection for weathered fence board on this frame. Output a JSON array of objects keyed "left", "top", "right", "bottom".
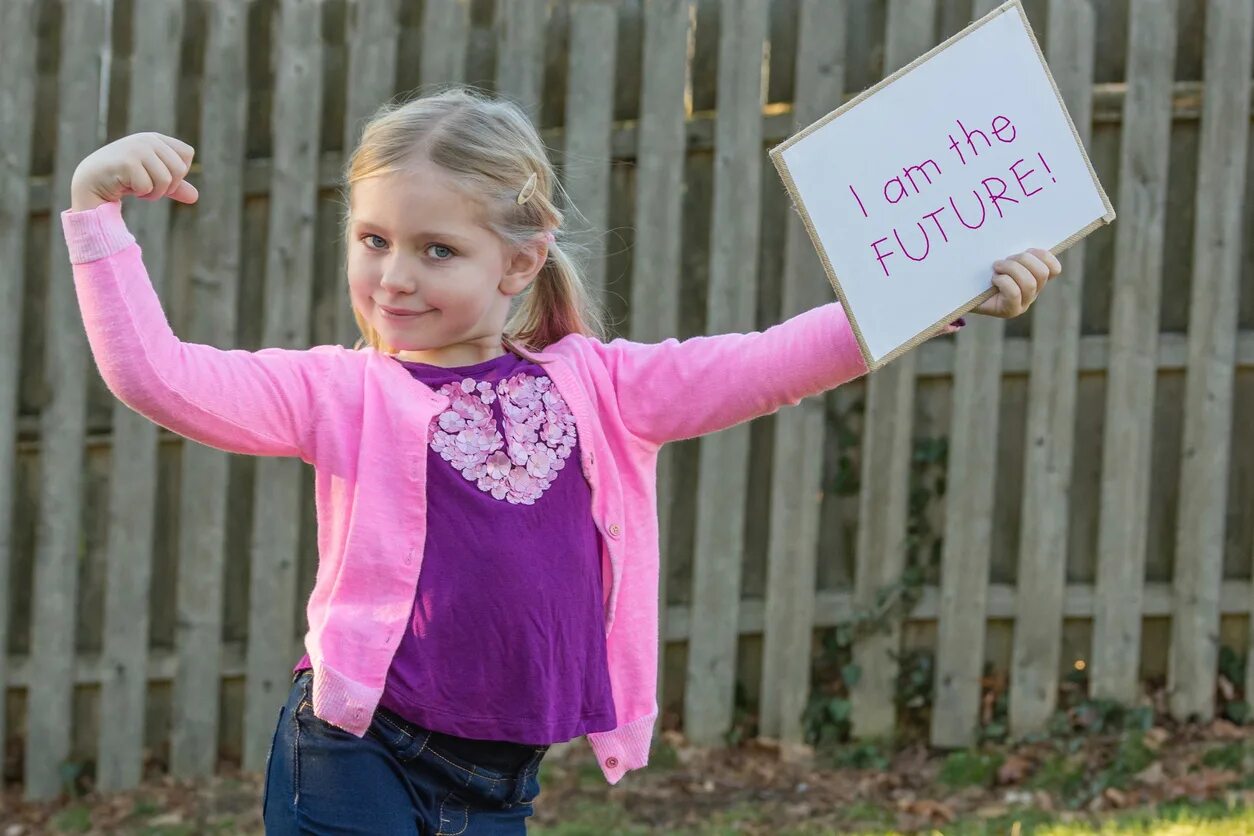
[
  {"left": 168, "top": 0, "right": 250, "bottom": 782},
  {"left": 1091, "top": 0, "right": 1178, "bottom": 705},
  {"left": 684, "top": 0, "right": 769, "bottom": 746},
  {"left": 563, "top": 0, "right": 618, "bottom": 303},
  {"left": 95, "top": 0, "right": 184, "bottom": 794},
  {"left": 420, "top": 0, "right": 471, "bottom": 88},
  {"left": 1168, "top": 0, "right": 1253, "bottom": 722},
  {"left": 496, "top": 0, "right": 549, "bottom": 120},
  {"left": 759, "top": 0, "right": 845, "bottom": 745},
  {"left": 241, "top": 0, "right": 324, "bottom": 775},
  {"left": 1008, "top": 0, "right": 1096, "bottom": 739},
  {"left": 628, "top": 0, "right": 691, "bottom": 717},
  {"left": 930, "top": 0, "right": 1009, "bottom": 751},
  {"left": 0, "top": 0, "right": 38, "bottom": 787},
  {"left": 26, "top": 0, "right": 113, "bottom": 803},
  {"left": 334, "top": 0, "right": 401, "bottom": 350},
  {"left": 848, "top": 0, "right": 936, "bottom": 742}
]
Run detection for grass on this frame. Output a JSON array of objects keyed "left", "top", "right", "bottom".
[{"left": 533, "top": 803, "right": 1254, "bottom": 835}]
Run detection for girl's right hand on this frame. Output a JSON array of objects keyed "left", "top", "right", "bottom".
[{"left": 70, "top": 132, "right": 198, "bottom": 212}]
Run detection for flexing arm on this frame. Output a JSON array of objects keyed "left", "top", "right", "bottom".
[{"left": 64, "top": 200, "right": 339, "bottom": 460}]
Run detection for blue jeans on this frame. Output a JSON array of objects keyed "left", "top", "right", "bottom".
[{"left": 264, "top": 669, "right": 549, "bottom": 834}]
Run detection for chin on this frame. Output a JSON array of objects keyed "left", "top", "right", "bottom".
[{"left": 381, "top": 335, "right": 432, "bottom": 352}]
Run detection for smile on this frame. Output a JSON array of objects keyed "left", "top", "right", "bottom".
[{"left": 380, "top": 306, "right": 429, "bottom": 318}]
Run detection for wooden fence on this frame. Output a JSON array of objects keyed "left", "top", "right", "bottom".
[{"left": 2, "top": 0, "right": 1252, "bottom": 804}]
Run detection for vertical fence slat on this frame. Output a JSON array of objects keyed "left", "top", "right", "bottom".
[
  {"left": 496, "top": 0, "right": 549, "bottom": 121},
  {"left": 930, "top": 0, "right": 1007, "bottom": 750},
  {"left": 96, "top": 0, "right": 185, "bottom": 793},
  {"left": 335, "top": 0, "right": 401, "bottom": 350},
  {"left": 563, "top": 0, "right": 618, "bottom": 304},
  {"left": 169, "top": 0, "right": 249, "bottom": 780},
  {"left": 420, "top": 0, "right": 471, "bottom": 87},
  {"left": 1008, "top": 0, "right": 1096, "bottom": 738},
  {"left": 848, "top": 0, "right": 934, "bottom": 741},
  {"left": 1168, "top": 0, "right": 1252, "bottom": 721},
  {"left": 0, "top": 0, "right": 38, "bottom": 783},
  {"left": 1090, "top": 0, "right": 1177, "bottom": 704},
  {"left": 242, "top": 0, "right": 324, "bottom": 774},
  {"left": 629, "top": 0, "right": 691, "bottom": 718},
  {"left": 27, "top": 0, "right": 113, "bottom": 802},
  {"left": 683, "top": 0, "right": 768, "bottom": 745},
  {"left": 758, "top": 0, "right": 845, "bottom": 744}
]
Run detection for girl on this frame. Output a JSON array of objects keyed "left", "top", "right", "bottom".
[{"left": 62, "top": 87, "right": 1060, "bottom": 834}]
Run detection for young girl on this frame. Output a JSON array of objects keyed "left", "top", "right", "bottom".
[{"left": 62, "top": 87, "right": 1060, "bottom": 834}]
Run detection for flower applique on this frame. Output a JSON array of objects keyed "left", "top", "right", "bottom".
[{"left": 429, "top": 373, "right": 577, "bottom": 505}]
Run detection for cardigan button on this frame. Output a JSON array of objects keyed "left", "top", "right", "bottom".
[
  {"left": 608, "top": 523, "right": 622, "bottom": 538},
  {"left": 605, "top": 756, "right": 619, "bottom": 768}
]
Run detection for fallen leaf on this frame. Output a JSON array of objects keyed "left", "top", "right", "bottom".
[
  {"left": 1209, "top": 720, "right": 1244, "bottom": 741},
  {"left": 1144, "top": 727, "right": 1170, "bottom": 750},
  {"left": 997, "top": 754, "right": 1033, "bottom": 785},
  {"left": 899, "top": 798, "right": 955, "bottom": 824},
  {"left": 1103, "top": 787, "right": 1129, "bottom": 808},
  {"left": 975, "top": 803, "right": 1009, "bottom": 819},
  {"left": 1134, "top": 761, "right": 1165, "bottom": 786}
]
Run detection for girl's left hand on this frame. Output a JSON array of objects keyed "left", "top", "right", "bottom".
[{"left": 974, "top": 247, "right": 1062, "bottom": 318}]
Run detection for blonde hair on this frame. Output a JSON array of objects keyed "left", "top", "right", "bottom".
[{"left": 340, "top": 86, "right": 606, "bottom": 356}]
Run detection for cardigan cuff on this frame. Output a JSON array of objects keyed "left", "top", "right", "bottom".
[{"left": 60, "top": 200, "right": 136, "bottom": 264}]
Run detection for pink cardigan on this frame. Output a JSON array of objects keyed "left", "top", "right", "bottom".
[{"left": 62, "top": 200, "right": 947, "bottom": 784}]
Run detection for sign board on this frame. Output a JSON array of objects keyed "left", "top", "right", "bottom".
[{"left": 770, "top": 0, "right": 1115, "bottom": 369}]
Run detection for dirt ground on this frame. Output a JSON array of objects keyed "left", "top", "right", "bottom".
[{"left": 0, "top": 723, "right": 1250, "bottom": 834}]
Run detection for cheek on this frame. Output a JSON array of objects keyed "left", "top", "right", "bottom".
[{"left": 345, "top": 262, "right": 376, "bottom": 305}]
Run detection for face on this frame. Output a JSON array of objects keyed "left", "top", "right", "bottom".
[{"left": 346, "top": 159, "right": 546, "bottom": 367}]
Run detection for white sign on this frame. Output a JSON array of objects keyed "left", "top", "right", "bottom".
[{"left": 771, "top": 0, "right": 1114, "bottom": 369}]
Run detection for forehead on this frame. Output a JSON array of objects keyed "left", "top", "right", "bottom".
[{"left": 350, "top": 163, "right": 488, "bottom": 237}]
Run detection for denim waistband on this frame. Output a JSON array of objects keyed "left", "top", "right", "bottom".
[{"left": 292, "top": 667, "right": 543, "bottom": 774}]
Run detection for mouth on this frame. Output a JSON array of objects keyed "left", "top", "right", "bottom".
[{"left": 379, "top": 305, "right": 430, "bottom": 318}]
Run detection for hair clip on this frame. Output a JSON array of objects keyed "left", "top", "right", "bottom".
[{"left": 516, "top": 172, "right": 538, "bottom": 205}]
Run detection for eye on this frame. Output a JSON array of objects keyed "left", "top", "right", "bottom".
[
  {"left": 361, "top": 234, "right": 386, "bottom": 250},
  {"left": 427, "top": 244, "right": 455, "bottom": 260}
]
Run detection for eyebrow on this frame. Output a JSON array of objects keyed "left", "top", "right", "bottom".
[{"left": 352, "top": 219, "right": 473, "bottom": 246}]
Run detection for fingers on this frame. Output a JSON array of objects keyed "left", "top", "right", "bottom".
[
  {"left": 992, "top": 257, "right": 1036, "bottom": 314},
  {"left": 170, "top": 180, "right": 200, "bottom": 204},
  {"left": 1028, "top": 246, "right": 1062, "bottom": 277},
  {"left": 133, "top": 134, "right": 196, "bottom": 203},
  {"left": 989, "top": 270, "right": 1022, "bottom": 317},
  {"left": 158, "top": 133, "right": 196, "bottom": 167},
  {"left": 150, "top": 140, "right": 192, "bottom": 199},
  {"left": 135, "top": 155, "right": 173, "bottom": 200},
  {"left": 126, "top": 159, "right": 156, "bottom": 199},
  {"left": 1012, "top": 250, "right": 1051, "bottom": 285}
]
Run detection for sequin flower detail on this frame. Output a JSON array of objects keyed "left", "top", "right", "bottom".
[{"left": 429, "top": 372, "right": 577, "bottom": 504}]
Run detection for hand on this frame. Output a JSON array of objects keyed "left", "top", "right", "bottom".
[
  {"left": 70, "top": 132, "right": 198, "bottom": 212},
  {"left": 973, "top": 247, "right": 1062, "bottom": 318}
]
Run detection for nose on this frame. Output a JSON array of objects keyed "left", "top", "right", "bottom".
[{"left": 379, "top": 262, "right": 418, "bottom": 294}]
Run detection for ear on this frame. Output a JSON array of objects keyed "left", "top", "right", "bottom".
[{"left": 499, "top": 237, "right": 547, "bottom": 296}]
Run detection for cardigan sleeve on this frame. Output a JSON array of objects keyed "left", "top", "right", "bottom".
[
  {"left": 62, "top": 201, "right": 338, "bottom": 461},
  {"left": 588, "top": 303, "right": 965, "bottom": 447}
]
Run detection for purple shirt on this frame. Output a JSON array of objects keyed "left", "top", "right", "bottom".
[{"left": 295, "top": 350, "right": 616, "bottom": 743}]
